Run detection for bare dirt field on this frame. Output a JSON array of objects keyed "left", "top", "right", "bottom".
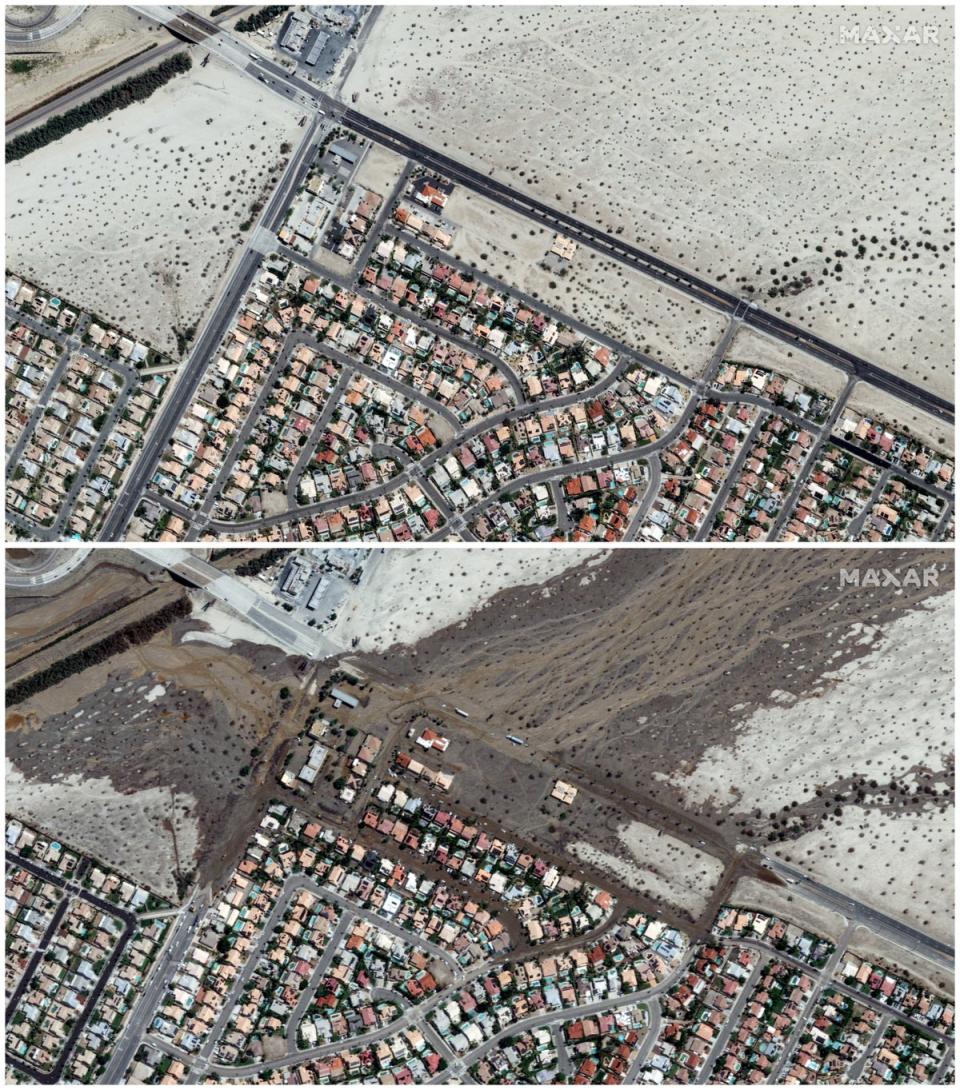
[
  {"left": 5, "top": 7, "right": 166, "bottom": 121},
  {"left": 6, "top": 48, "right": 303, "bottom": 356},
  {"left": 724, "top": 326, "right": 848, "bottom": 398},
  {"left": 344, "top": 5, "right": 954, "bottom": 396},
  {"left": 842, "top": 381, "right": 955, "bottom": 453},
  {"left": 354, "top": 142, "right": 406, "bottom": 198},
  {"left": 441, "top": 187, "right": 728, "bottom": 377}
]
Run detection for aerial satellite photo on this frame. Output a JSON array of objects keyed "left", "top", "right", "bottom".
[
  {"left": 3, "top": 4, "right": 954, "bottom": 544},
  {"left": 4, "top": 547, "right": 956, "bottom": 1084},
  {"left": 2, "top": 3, "right": 956, "bottom": 1089}
]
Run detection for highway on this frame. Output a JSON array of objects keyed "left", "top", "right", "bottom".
[
  {"left": 131, "top": 546, "right": 342, "bottom": 659},
  {"left": 761, "top": 856, "right": 954, "bottom": 969},
  {"left": 137, "top": 6, "right": 956, "bottom": 431},
  {"left": 5, "top": 8, "right": 244, "bottom": 136},
  {"left": 336, "top": 107, "right": 953, "bottom": 425},
  {"left": 4, "top": 547, "right": 91, "bottom": 588}
]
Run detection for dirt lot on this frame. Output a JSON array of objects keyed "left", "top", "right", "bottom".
[
  {"left": 344, "top": 5, "right": 954, "bottom": 396},
  {"left": 6, "top": 47, "right": 303, "bottom": 356},
  {"left": 440, "top": 186, "right": 728, "bottom": 377}
]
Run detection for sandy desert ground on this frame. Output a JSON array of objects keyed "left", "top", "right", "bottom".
[
  {"left": 441, "top": 187, "right": 729, "bottom": 377},
  {"left": 344, "top": 5, "right": 954, "bottom": 396},
  {"left": 330, "top": 546, "right": 597, "bottom": 651},
  {"left": 5, "top": 6, "right": 166, "bottom": 120},
  {"left": 569, "top": 821, "right": 725, "bottom": 917},
  {"left": 677, "top": 593, "right": 953, "bottom": 813},
  {"left": 6, "top": 48, "right": 303, "bottom": 356},
  {"left": 6, "top": 580, "right": 306, "bottom": 897}
]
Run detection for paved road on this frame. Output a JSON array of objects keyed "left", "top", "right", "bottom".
[
  {"left": 99, "top": 112, "right": 329, "bottom": 540},
  {"left": 101, "top": 892, "right": 207, "bottom": 1084},
  {"left": 282, "top": 244, "right": 527, "bottom": 407},
  {"left": 842, "top": 1011, "right": 891, "bottom": 1083},
  {"left": 830, "top": 434, "right": 954, "bottom": 502},
  {"left": 379, "top": 222, "right": 693, "bottom": 392},
  {"left": 11, "top": 5, "right": 953, "bottom": 543},
  {"left": 5, "top": 547, "right": 91, "bottom": 588},
  {"left": 624, "top": 457, "right": 660, "bottom": 540},
  {"left": 5, "top": 8, "right": 246, "bottom": 135},
  {"left": 5, "top": 851, "right": 136, "bottom": 1085},
  {"left": 932, "top": 499, "right": 955, "bottom": 541},
  {"left": 4, "top": 342, "right": 71, "bottom": 468},
  {"left": 283, "top": 366, "right": 355, "bottom": 506},
  {"left": 285, "top": 912, "right": 354, "bottom": 1048},
  {"left": 132, "top": 547, "right": 341, "bottom": 659},
  {"left": 190, "top": 336, "right": 307, "bottom": 527},
  {"left": 143, "top": 871, "right": 470, "bottom": 1076},
  {"left": 696, "top": 959, "right": 763, "bottom": 1082},
  {"left": 624, "top": 1001, "right": 660, "bottom": 1082},
  {"left": 695, "top": 409, "right": 767, "bottom": 541},
  {"left": 846, "top": 468, "right": 892, "bottom": 540},
  {"left": 336, "top": 108, "right": 954, "bottom": 425},
  {"left": 551, "top": 1022, "right": 572, "bottom": 1077},
  {"left": 767, "top": 375, "right": 856, "bottom": 540},
  {"left": 760, "top": 856, "right": 954, "bottom": 969},
  {"left": 769, "top": 925, "right": 852, "bottom": 1082},
  {"left": 5, "top": 5, "right": 86, "bottom": 48}
]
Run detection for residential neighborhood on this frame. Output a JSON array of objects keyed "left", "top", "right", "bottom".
[{"left": 7, "top": 107, "right": 951, "bottom": 543}]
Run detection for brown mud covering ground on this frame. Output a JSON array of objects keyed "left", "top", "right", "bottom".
[
  {"left": 5, "top": 548, "right": 953, "bottom": 953},
  {"left": 353, "top": 548, "right": 954, "bottom": 943}
]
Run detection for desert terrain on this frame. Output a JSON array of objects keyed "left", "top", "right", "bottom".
[
  {"left": 5, "top": 546, "right": 954, "bottom": 952},
  {"left": 6, "top": 46, "right": 303, "bottom": 356},
  {"left": 440, "top": 186, "right": 729, "bottom": 376},
  {"left": 344, "top": 5, "right": 954, "bottom": 394},
  {"left": 5, "top": 6, "right": 166, "bottom": 121}
]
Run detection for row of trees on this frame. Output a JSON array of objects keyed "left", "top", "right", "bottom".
[
  {"left": 6, "top": 53, "right": 192, "bottom": 163},
  {"left": 6, "top": 597, "right": 192, "bottom": 705},
  {"left": 235, "top": 7, "right": 288, "bottom": 33}
]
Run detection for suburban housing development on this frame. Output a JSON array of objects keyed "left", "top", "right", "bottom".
[
  {"left": 4, "top": 547, "right": 955, "bottom": 1086},
  {"left": 4, "top": 6, "right": 954, "bottom": 544}
]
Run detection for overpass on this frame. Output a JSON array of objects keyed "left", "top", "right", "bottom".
[{"left": 132, "top": 548, "right": 342, "bottom": 660}]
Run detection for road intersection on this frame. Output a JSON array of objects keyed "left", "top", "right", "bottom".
[{"left": 7, "top": 5, "right": 952, "bottom": 543}]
